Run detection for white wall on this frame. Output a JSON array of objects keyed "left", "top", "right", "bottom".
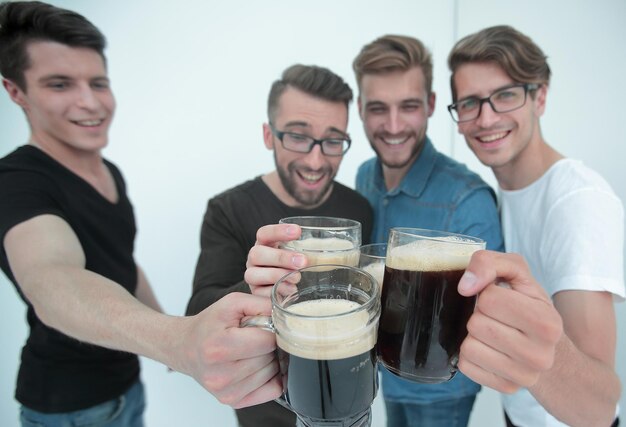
[{"left": 1, "top": 1, "right": 624, "bottom": 426}]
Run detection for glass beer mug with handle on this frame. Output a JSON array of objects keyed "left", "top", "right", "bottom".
[
  {"left": 378, "top": 228, "right": 485, "bottom": 384},
  {"left": 241, "top": 265, "right": 380, "bottom": 427}
]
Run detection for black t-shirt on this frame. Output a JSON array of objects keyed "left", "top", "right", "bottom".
[
  {"left": 186, "top": 176, "right": 374, "bottom": 315},
  {"left": 0, "top": 146, "right": 140, "bottom": 413}
]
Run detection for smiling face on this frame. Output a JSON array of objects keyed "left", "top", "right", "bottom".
[
  {"left": 453, "top": 61, "right": 546, "bottom": 179},
  {"left": 358, "top": 67, "right": 435, "bottom": 183},
  {"left": 3, "top": 41, "right": 115, "bottom": 158},
  {"left": 263, "top": 87, "right": 348, "bottom": 208}
]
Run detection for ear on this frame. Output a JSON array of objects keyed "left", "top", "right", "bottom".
[
  {"left": 427, "top": 91, "right": 436, "bottom": 118},
  {"left": 3, "top": 78, "right": 28, "bottom": 109},
  {"left": 534, "top": 84, "right": 548, "bottom": 118},
  {"left": 357, "top": 96, "right": 364, "bottom": 120},
  {"left": 262, "top": 123, "right": 274, "bottom": 150}
]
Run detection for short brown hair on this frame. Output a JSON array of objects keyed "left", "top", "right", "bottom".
[
  {"left": 352, "top": 34, "right": 433, "bottom": 95},
  {"left": 0, "top": 1, "right": 106, "bottom": 92},
  {"left": 448, "top": 25, "right": 551, "bottom": 101},
  {"left": 267, "top": 64, "right": 353, "bottom": 124}
]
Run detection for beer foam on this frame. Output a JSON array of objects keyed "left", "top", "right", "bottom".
[
  {"left": 386, "top": 238, "right": 481, "bottom": 271},
  {"left": 362, "top": 262, "right": 385, "bottom": 287},
  {"left": 276, "top": 299, "right": 377, "bottom": 360}
]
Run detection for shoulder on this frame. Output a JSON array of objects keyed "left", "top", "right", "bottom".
[
  {"left": 425, "top": 152, "right": 495, "bottom": 202},
  {"left": 356, "top": 157, "right": 378, "bottom": 178}
]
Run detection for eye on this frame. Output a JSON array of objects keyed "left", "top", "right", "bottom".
[
  {"left": 91, "top": 80, "right": 110, "bottom": 90},
  {"left": 458, "top": 98, "right": 479, "bottom": 111},
  {"left": 285, "top": 133, "right": 310, "bottom": 143},
  {"left": 493, "top": 89, "right": 520, "bottom": 102},
  {"left": 367, "top": 105, "right": 387, "bottom": 114},
  {"left": 47, "top": 81, "right": 69, "bottom": 90},
  {"left": 401, "top": 103, "right": 420, "bottom": 112}
]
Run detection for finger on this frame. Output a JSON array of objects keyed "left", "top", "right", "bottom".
[
  {"left": 474, "top": 285, "right": 563, "bottom": 352},
  {"left": 459, "top": 251, "right": 551, "bottom": 303},
  {"left": 211, "top": 357, "right": 282, "bottom": 408},
  {"left": 249, "top": 284, "right": 274, "bottom": 298},
  {"left": 244, "top": 265, "right": 299, "bottom": 288},
  {"left": 233, "top": 373, "right": 283, "bottom": 409},
  {"left": 459, "top": 334, "right": 539, "bottom": 391},
  {"left": 466, "top": 309, "right": 555, "bottom": 374},
  {"left": 247, "top": 245, "right": 307, "bottom": 271},
  {"left": 255, "top": 223, "right": 301, "bottom": 246},
  {"left": 458, "top": 355, "right": 521, "bottom": 395}
]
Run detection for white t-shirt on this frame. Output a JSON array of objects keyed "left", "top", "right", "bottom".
[{"left": 500, "top": 159, "right": 625, "bottom": 427}]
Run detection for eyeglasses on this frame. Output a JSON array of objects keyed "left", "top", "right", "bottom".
[
  {"left": 447, "top": 83, "right": 540, "bottom": 123},
  {"left": 270, "top": 125, "right": 351, "bottom": 157}
]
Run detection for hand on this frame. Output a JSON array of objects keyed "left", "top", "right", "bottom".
[
  {"left": 244, "top": 223, "right": 307, "bottom": 297},
  {"left": 457, "top": 251, "right": 563, "bottom": 394},
  {"left": 179, "top": 292, "right": 282, "bottom": 408}
]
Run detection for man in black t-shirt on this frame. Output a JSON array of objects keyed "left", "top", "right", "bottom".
[
  {"left": 0, "top": 2, "right": 283, "bottom": 425},
  {"left": 186, "top": 64, "right": 374, "bottom": 427}
]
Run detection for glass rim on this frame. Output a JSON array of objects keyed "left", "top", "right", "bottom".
[
  {"left": 271, "top": 264, "right": 378, "bottom": 319},
  {"left": 389, "top": 227, "right": 485, "bottom": 246},
  {"left": 279, "top": 216, "right": 361, "bottom": 231}
]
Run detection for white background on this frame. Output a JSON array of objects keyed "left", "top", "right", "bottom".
[{"left": 1, "top": 1, "right": 625, "bottom": 426}]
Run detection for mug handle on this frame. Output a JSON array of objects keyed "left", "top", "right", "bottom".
[
  {"left": 240, "top": 316, "right": 292, "bottom": 411},
  {"left": 240, "top": 315, "right": 275, "bottom": 332}
]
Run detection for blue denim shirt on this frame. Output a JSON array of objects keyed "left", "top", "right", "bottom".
[{"left": 356, "top": 138, "right": 504, "bottom": 403}]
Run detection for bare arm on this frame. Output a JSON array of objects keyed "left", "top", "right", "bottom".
[
  {"left": 457, "top": 251, "right": 620, "bottom": 427},
  {"left": 5, "top": 214, "right": 281, "bottom": 408},
  {"left": 527, "top": 290, "right": 620, "bottom": 427},
  {"left": 134, "top": 265, "right": 162, "bottom": 312}
]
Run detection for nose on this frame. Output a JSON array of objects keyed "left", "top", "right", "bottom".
[
  {"left": 75, "top": 84, "right": 100, "bottom": 110},
  {"left": 384, "top": 108, "right": 402, "bottom": 134},
  {"left": 302, "top": 144, "right": 326, "bottom": 169},
  {"left": 475, "top": 101, "right": 501, "bottom": 128}
]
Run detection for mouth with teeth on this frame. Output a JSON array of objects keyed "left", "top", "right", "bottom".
[
  {"left": 476, "top": 130, "right": 510, "bottom": 146},
  {"left": 72, "top": 118, "right": 105, "bottom": 127},
  {"left": 381, "top": 135, "right": 410, "bottom": 146},
  {"left": 297, "top": 170, "right": 324, "bottom": 186}
]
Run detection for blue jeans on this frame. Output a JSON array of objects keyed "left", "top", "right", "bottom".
[
  {"left": 20, "top": 380, "right": 145, "bottom": 427},
  {"left": 385, "top": 395, "right": 476, "bottom": 427}
]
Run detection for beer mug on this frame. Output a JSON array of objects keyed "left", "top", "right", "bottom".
[
  {"left": 378, "top": 228, "right": 485, "bottom": 383},
  {"left": 358, "top": 243, "right": 387, "bottom": 288},
  {"left": 242, "top": 265, "right": 380, "bottom": 427},
  {"left": 279, "top": 216, "right": 361, "bottom": 267}
]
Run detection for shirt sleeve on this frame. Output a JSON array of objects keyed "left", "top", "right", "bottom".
[
  {"left": 540, "top": 188, "right": 625, "bottom": 300},
  {"left": 185, "top": 197, "right": 250, "bottom": 315},
  {"left": 0, "top": 170, "right": 66, "bottom": 245}
]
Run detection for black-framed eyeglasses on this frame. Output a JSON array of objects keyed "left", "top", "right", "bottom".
[
  {"left": 270, "top": 125, "right": 351, "bottom": 157},
  {"left": 447, "top": 83, "right": 540, "bottom": 123}
]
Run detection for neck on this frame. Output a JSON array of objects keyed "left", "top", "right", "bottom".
[
  {"left": 29, "top": 136, "right": 104, "bottom": 175},
  {"left": 494, "top": 139, "right": 563, "bottom": 190}
]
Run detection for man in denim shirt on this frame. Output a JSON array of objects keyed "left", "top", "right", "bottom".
[{"left": 352, "top": 35, "right": 503, "bottom": 427}]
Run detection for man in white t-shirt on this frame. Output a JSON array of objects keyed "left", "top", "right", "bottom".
[{"left": 447, "top": 25, "right": 624, "bottom": 427}]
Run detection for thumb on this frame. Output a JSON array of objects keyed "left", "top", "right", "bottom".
[{"left": 458, "top": 250, "right": 550, "bottom": 302}]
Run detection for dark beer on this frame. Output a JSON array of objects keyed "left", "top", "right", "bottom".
[
  {"left": 277, "top": 299, "right": 378, "bottom": 422},
  {"left": 377, "top": 239, "right": 478, "bottom": 383}
]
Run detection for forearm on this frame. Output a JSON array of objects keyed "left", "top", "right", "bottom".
[
  {"left": 25, "top": 265, "right": 189, "bottom": 371},
  {"left": 529, "top": 334, "right": 620, "bottom": 427},
  {"left": 134, "top": 265, "right": 163, "bottom": 313}
]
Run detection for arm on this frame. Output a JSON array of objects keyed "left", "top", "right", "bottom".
[
  {"left": 5, "top": 214, "right": 281, "bottom": 408},
  {"left": 528, "top": 290, "right": 620, "bottom": 427},
  {"left": 457, "top": 251, "right": 620, "bottom": 427},
  {"left": 134, "top": 265, "right": 162, "bottom": 312},
  {"left": 187, "top": 200, "right": 250, "bottom": 315}
]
